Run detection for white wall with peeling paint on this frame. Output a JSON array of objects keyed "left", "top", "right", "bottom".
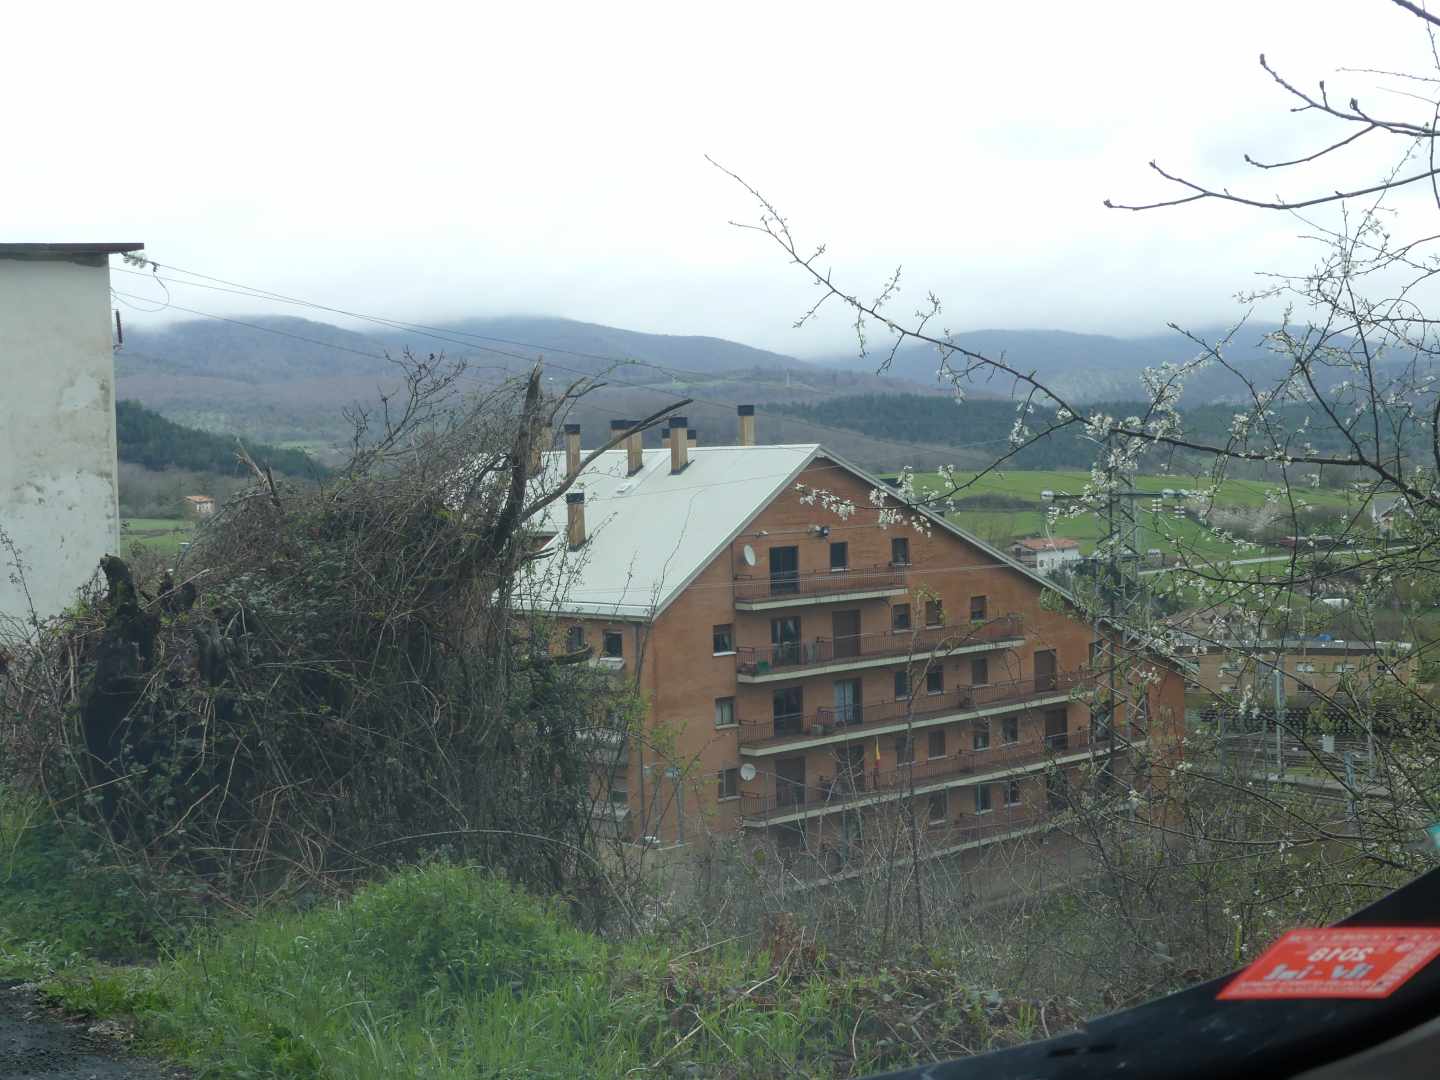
[{"left": 0, "top": 255, "right": 121, "bottom": 624}]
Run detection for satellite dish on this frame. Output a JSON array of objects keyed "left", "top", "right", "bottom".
[
  {"left": 742, "top": 544, "right": 757, "bottom": 567},
  {"left": 739, "top": 763, "right": 757, "bottom": 782}
]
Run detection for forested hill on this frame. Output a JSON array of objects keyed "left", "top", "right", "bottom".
[
  {"left": 774, "top": 393, "right": 1424, "bottom": 470},
  {"left": 117, "top": 400, "right": 322, "bottom": 477}
]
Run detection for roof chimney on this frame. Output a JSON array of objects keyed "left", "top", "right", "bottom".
[
  {"left": 609, "top": 418, "right": 628, "bottom": 446},
  {"left": 737, "top": 404, "right": 755, "bottom": 446},
  {"left": 625, "top": 420, "right": 644, "bottom": 475},
  {"left": 669, "top": 415, "right": 689, "bottom": 473},
  {"left": 566, "top": 491, "right": 586, "bottom": 548},
  {"left": 565, "top": 423, "right": 581, "bottom": 477},
  {"left": 686, "top": 428, "right": 697, "bottom": 450}
]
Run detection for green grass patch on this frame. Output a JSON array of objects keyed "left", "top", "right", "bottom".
[
  {"left": 911, "top": 468, "right": 1357, "bottom": 510},
  {"left": 40, "top": 864, "right": 1029, "bottom": 1079},
  {"left": 120, "top": 518, "right": 195, "bottom": 557},
  {"left": 0, "top": 790, "right": 169, "bottom": 974}
]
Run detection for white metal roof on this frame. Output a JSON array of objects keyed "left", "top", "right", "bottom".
[
  {"left": 525, "top": 440, "right": 1079, "bottom": 622},
  {"left": 528, "top": 444, "right": 822, "bottom": 618}
]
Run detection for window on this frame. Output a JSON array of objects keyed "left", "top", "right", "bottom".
[
  {"left": 772, "top": 686, "right": 804, "bottom": 736},
  {"left": 1005, "top": 779, "right": 1022, "bottom": 806},
  {"left": 565, "top": 624, "right": 585, "bottom": 652},
  {"left": 718, "top": 767, "right": 739, "bottom": 800},
  {"left": 928, "top": 790, "right": 948, "bottom": 824},
  {"left": 1296, "top": 662, "right": 1317, "bottom": 674},
  {"left": 973, "top": 720, "right": 991, "bottom": 751},
  {"left": 1001, "top": 715, "right": 1019, "bottom": 744},
  {"left": 926, "top": 667, "right": 944, "bottom": 695},
  {"left": 712, "top": 624, "right": 734, "bottom": 655},
  {"left": 925, "top": 599, "right": 944, "bottom": 627},
  {"left": 891, "top": 603, "right": 911, "bottom": 631},
  {"left": 894, "top": 734, "right": 915, "bottom": 765},
  {"left": 928, "top": 729, "right": 946, "bottom": 759},
  {"left": 969, "top": 595, "right": 988, "bottom": 622},
  {"left": 974, "top": 784, "right": 993, "bottom": 813},
  {"left": 714, "top": 697, "right": 736, "bottom": 728},
  {"left": 603, "top": 630, "right": 623, "bottom": 658},
  {"left": 971, "top": 656, "right": 989, "bottom": 685},
  {"left": 829, "top": 541, "right": 848, "bottom": 570},
  {"left": 1335, "top": 663, "right": 1357, "bottom": 674},
  {"left": 894, "top": 669, "right": 911, "bottom": 699},
  {"left": 891, "top": 536, "right": 911, "bottom": 566}
]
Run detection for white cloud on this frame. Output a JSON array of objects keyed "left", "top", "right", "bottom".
[{"left": 3, "top": 0, "right": 1432, "bottom": 355}]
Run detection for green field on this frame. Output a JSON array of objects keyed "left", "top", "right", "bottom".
[
  {"left": 913, "top": 469, "right": 1357, "bottom": 510},
  {"left": 121, "top": 517, "right": 195, "bottom": 556},
  {"left": 948, "top": 507, "right": 1262, "bottom": 560},
  {"left": 903, "top": 469, "right": 1367, "bottom": 560}
]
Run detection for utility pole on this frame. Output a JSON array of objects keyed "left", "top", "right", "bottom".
[
  {"left": 1042, "top": 438, "right": 1172, "bottom": 786},
  {"left": 1273, "top": 662, "right": 1286, "bottom": 777}
]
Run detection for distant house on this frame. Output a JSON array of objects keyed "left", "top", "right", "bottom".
[
  {"left": 0, "top": 242, "right": 143, "bottom": 621},
  {"left": 1009, "top": 537, "right": 1082, "bottom": 575},
  {"left": 1370, "top": 496, "right": 1409, "bottom": 533},
  {"left": 183, "top": 495, "right": 216, "bottom": 519}
]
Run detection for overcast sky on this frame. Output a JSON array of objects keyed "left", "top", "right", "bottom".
[{"left": 5, "top": 0, "right": 1434, "bottom": 357}]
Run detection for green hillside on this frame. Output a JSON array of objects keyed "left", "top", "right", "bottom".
[{"left": 117, "top": 399, "right": 323, "bottom": 477}]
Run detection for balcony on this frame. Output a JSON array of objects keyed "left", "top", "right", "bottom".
[
  {"left": 733, "top": 564, "right": 908, "bottom": 610},
  {"left": 738, "top": 728, "right": 1096, "bottom": 825},
  {"left": 735, "top": 615, "right": 1024, "bottom": 682},
  {"left": 736, "top": 670, "right": 1089, "bottom": 752}
]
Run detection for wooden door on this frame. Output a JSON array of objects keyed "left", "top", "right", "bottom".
[
  {"left": 832, "top": 609, "right": 861, "bottom": 659},
  {"left": 1035, "top": 649, "right": 1057, "bottom": 692},
  {"left": 775, "top": 756, "right": 807, "bottom": 807}
]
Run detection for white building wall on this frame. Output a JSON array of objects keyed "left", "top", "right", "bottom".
[{"left": 0, "top": 255, "right": 121, "bottom": 623}]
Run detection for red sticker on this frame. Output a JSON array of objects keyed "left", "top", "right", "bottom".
[{"left": 1219, "top": 927, "right": 1440, "bottom": 1000}]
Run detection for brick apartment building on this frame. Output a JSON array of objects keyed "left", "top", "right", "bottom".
[{"left": 530, "top": 410, "right": 1186, "bottom": 866}]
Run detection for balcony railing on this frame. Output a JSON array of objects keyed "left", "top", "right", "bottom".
[
  {"left": 739, "top": 727, "right": 1094, "bottom": 822},
  {"left": 735, "top": 615, "right": 1023, "bottom": 677},
  {"left": 736, "top": 670, "right": 1089, "bottom": 747},
  {"left": 733, "top": 564, "right": 907, "bottom": 604}
]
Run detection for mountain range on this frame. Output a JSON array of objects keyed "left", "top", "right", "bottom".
[{"left": 114, "top": 313, "right": 1365, "bottom": 469}]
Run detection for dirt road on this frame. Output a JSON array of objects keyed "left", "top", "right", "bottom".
[{"left": 0, "top": 980, "right": 186, "bottom": 1080}]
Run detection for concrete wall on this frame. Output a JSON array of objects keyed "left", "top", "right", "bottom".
[{"left": 0, "top": 255, "right": 121, "bottom": 623}]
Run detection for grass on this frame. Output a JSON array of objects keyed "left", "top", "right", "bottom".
[
  {"left": 120, "top": 517, "right": 195, "bottom": 556},
  {"left": 30, "top": 864, "right": 1029, "bottom": 1079},
  {"left": 911, "top": 468, "right": 1358, "bottom": 510},
  {"left": 950, "top": 507, "right": 1263, "bottom": 560}
]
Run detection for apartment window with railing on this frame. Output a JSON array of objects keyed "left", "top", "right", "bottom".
[
  {"left": 565, "top": 625, "right": 585, "bottom": 652},
  {"left": 894, "top": 734, "right": 916, "bottom": 765},
  {"left": 974, "top": 784, "right": 993, "bottom": 814},
  {"left": 928, "top": 729, "right": 946, "bottom": 759},
  {"left": 891, "top": 536, "right": 910, "bottom": 566},
  {"left": 892, "top": 603, "right": 911, "bottom": 631},
  {"left": 894, "top": 669, "right": 911, "bottom": 699},
  {"left": 712, "top": 624, "right": 734, "bottom": 655},
  {"left": 718, "top": 767, "right": 739, "bottom": 800},
  {"left": 830, "top": 541, "right": 848, "bottom": 571},
  {"left": 971, "top": 656, "right": 989, "bottom": 686},
  {"left": 714, "top": 697, "right": 736, "bottom": 728},
  {"left": 925, "top": 599, "right": 944, "bottom": 627},
  {"left": 603, "top": 630, "right": 623, "bottom": 658},
  {"left": 1001, "top": 715, "right": 1019, "bottom": 744},
  {"left": 969, "top": 595, "right": 988, "bottom": 621},
  {"left": 926, "top": 667, "right": 944, "bottom": 695},
  {"left": 1004, "top": 779, "right": 1022, "bottom": 806},
  {"left": 973, "top": 720, "right": 991, "bottom": 751},
  {"left": 928, "top": 790, "right": 948, "bottom": 825}
]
